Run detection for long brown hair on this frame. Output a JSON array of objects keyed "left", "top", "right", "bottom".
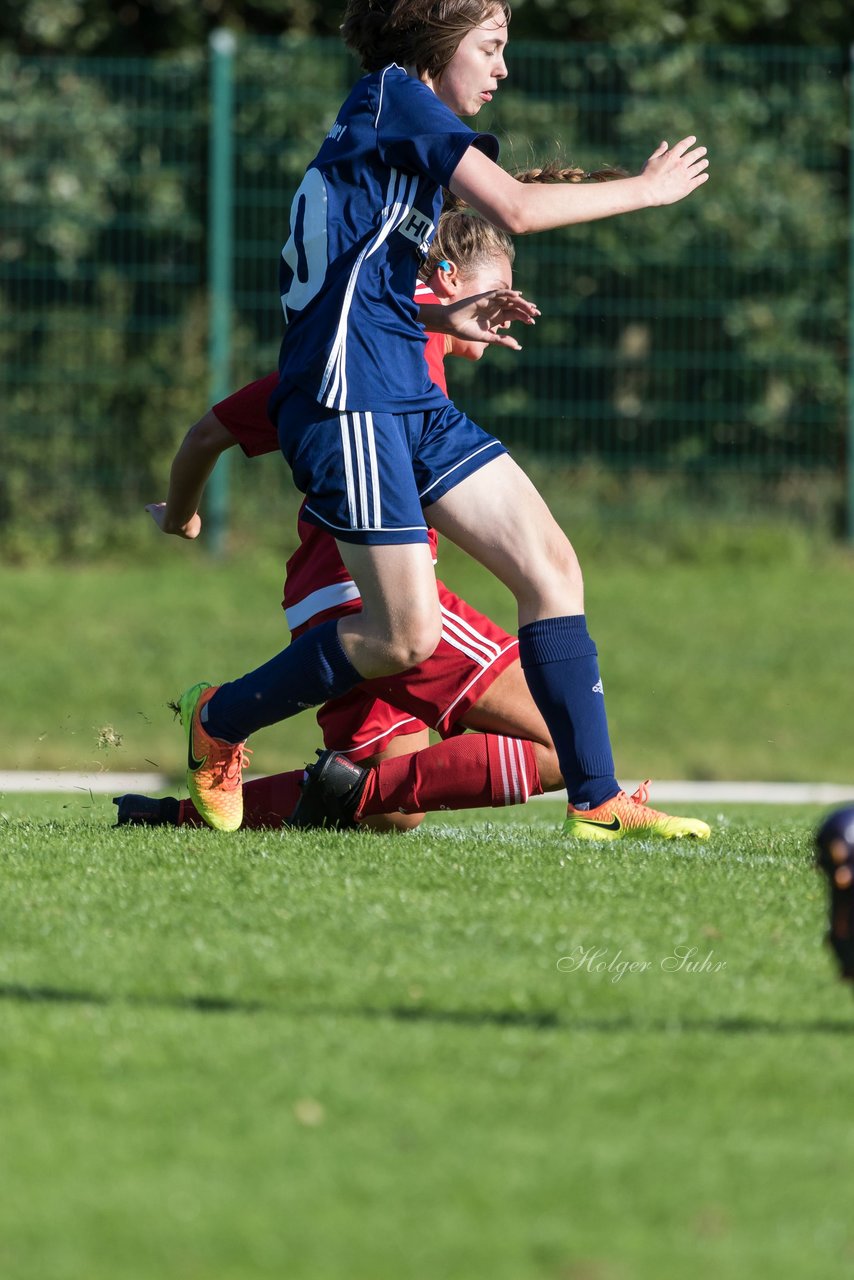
[
  {"left": 341, "top": 0, "right": 512, "bottom": 78},
  {"left": 420, "top": 208, "right": 515, "bottom": 282},
  {"left": 441, "top": 160, "right": 629, "bottom": 215}
]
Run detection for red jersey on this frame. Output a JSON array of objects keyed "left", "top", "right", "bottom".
[{"left": 212, "top": 286, "right": 446, "bottom": 633}]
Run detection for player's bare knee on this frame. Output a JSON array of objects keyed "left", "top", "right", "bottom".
[
  {"left": 359, "top": 811, "right": 424, "bottom": 833},
  {"left": 392, "top": 811, "right": 424, "bottom": 832},
  {"left": 517, "top": 535, "right": 584, "bottom": 616},
  {"left": 387, "top": 616, "right": 442, "bottom": 669}
]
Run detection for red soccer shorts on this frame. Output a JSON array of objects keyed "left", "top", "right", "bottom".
[{"left": 315, "top": 581, "right": 518, "bottom": 762}]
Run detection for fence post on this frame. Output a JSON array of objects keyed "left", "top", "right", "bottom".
[{"left": 207, "top": 28, "right": 236, "bottom": 556}]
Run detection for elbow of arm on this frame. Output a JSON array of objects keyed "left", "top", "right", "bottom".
[
  {"left": 184, "top": 411, "right": 234, "bottom": 458},
  {"left": 498, "top": 200, "right": 534, "bottom": 237}
]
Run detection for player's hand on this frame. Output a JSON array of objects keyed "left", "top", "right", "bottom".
[
  {"left": 145, "top": 502, "right": 202, "bottom": 540},
  {"left": 639, "top": 136, "right": 709, "bottom": 206},
  {"left": 441, "top": 288, "right": 540, "bottom": 351}
]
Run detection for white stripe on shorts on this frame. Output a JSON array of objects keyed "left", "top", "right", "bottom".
[
  {"left": 332, "top": 716, "right": 422, "bottom": 756},
  {"left": 285, "top": 579, "right": 362, "bottom": 631},
  {"left": 364, "top": 412, "right": 382, "bottom": 528},
  {"left": 440, "top": 604, "right": 501, "bottom": 664},
  {"left": 339, "top": 413, "right": 357, "bottom": 526},
  {"left": 418, "top": 440, "right": 503, "bottom": 500},
  {"left": 352, "top": 412, "right": 369, "bottom": 527}
]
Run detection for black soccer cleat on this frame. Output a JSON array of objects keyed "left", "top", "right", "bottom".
[
  {"left": 290, "top": 750, "right": 370, "bottom": 830},
  {"left": 113, "top": 794, "right": 180, "bottom": 828},
  {"left": 815, "top": 806, "right": 854, "bottom": 980}
]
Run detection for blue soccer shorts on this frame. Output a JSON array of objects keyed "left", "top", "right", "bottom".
[{"left": 276, "top": 382, "right": 507, "bottom": 546}]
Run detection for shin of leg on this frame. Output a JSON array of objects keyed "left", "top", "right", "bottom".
[
  {"left": 532, "top": 743, "right": 563, "bottom": 792},
  {"left": 460, "top": 660, "right": 565, "bottom": 792},
  {"left": 425, "top": 455, "right": 584, "bottom": 623},
  {"left": 353, "top": 729, "right": 429, "bottom": 834},
  {"left": 335, "top": 541, "right": 443, "bottom": 677}
]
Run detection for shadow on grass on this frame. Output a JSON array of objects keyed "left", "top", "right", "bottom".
[
  {"left": 0, "top": 982, "right": 266, "bottom": 1015},
  {"left": 0, "top": 982, "right": 852, "bottom": 1034},
  {"left": 356, "top": 1005, "right": 854, "bottom": 1036}
]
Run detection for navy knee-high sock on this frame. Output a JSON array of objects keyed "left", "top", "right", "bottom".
[
  {"left": 518, "top": 615, "right": 619, "bottom": 809},
  {"left": 203, "top": 618, "right": 363, "bottom": 743}
]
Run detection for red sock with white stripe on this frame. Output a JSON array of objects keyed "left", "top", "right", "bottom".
[
  {"left": 354, "top": 734, "right": 542, "bottom": 820},
  {"left": 178, "top": 770, "right": 303, "bottom": 828}
]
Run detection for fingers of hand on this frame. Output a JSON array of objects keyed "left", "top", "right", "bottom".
[
  {"left": 486, "top": 332, "right": 522, "bottom": 350},
  {"left": 686, "top": 152, "right": 709, "bottom": 175},
  {"left": 477, "top": 289, "right": 539, "bottom": 319},
  {"left": 494, "top": 301, "right": 539, "bottom": 322}
]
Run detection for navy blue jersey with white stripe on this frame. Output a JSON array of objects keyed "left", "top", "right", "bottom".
[{"left": 274, "top": 64, "right": 499, "bottom": 413}]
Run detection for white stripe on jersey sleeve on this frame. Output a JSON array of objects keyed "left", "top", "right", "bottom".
[{"left": 321, "top": 168, "right": 417, "bottom": 409}]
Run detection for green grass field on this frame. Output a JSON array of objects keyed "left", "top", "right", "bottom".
[
  {"left": 3, "top": 514, "right": 854, "bottom": 781},
  {"left": 1, "top": 795, "right": 853, "bottom": 1279},
  {"left": 4, "top": 502, "right": 853, "bottom": 1274}
]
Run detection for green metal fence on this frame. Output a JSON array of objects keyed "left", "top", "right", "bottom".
[{"left": 0, "top": 39, "right": 849, "bottom": 555}]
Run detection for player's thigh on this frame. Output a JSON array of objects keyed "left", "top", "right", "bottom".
[
  {"left": 281, "top": 387, "right": 442, "bottom": 664},
  {"left": 335, "top": 541, "right": 442, "bottom": 674},
  {"left": 459, "top": 659, "right": 564, "bottom": 791},
  {"left": 358, "top": 728, "right": 430, "bottom": 833},
  {"left": 424, "top": 452, "right": 584, "bottom": 619}
]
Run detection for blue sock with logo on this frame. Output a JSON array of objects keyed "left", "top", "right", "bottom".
[
  {"left": 202, "top": 618, "right": 363, "bottom": 743},
  {"left": 518, "top": 615, "right": 619, "bottom": 809}
]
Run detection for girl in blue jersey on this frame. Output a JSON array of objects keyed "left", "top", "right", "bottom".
[{"left": 178, "top": 0, "right": 710, "bottom": 840}]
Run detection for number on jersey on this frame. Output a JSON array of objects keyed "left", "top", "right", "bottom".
[{"left": 281, "top": 168, "right": 329, "bottom": 317}]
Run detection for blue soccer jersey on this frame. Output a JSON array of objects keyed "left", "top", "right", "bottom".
[{"left": 275, "top": 64, "right": 499, "bottom": 413}]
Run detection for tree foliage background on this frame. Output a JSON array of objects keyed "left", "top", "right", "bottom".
[
  {"left": 0, "top": 2, "right": 850, "bottom": 557},
  {"left": 2, "top": 0, "right": 852, "bottom": 55}
]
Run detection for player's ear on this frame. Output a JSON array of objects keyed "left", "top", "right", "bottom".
[
  {"left": 429, "top": 258, "right": 458, "bottom": 298},
  {"left": 440, "top": 258, "right": 462, "bottom": 292}
]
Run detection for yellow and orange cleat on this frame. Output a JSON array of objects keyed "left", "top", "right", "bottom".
[
  {"left": 177, "top": 682, "right": 250, "bottom": 832},
  {"left": 563, "top": 780, "right": 711, "bottom": 841}
]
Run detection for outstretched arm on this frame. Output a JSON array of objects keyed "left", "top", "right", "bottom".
[
  {"left": 146, "top": 409, "right": 236, "bottom": 539},
  {"left": 449, "top": 136, "right": 709, "bottom": 235}
]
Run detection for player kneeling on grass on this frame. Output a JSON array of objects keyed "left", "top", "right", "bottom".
[{"left": 117, "top": 205, "right": 709, "bottom": 841}]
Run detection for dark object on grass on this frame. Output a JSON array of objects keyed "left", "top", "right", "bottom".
[
  {"left": 113, "top": 794, "right": 179, "bottom": 827},
  {"left": 816, "top": 807, "right": 854, "bottom": 980}
]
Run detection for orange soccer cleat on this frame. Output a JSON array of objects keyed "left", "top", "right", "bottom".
[
  {"left": 563, "top": 780, "right": 711, "bottom": 841},
  {"left": 177, "top": 682, "right": 250, "bottom": 832}
]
